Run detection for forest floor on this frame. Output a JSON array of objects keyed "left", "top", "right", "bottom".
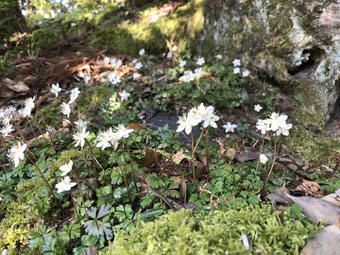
[{"left": 0, "top": 1, "right": 339, "bottom": 255}]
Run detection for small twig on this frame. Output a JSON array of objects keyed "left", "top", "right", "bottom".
[
  {"left": 68, "top": 191, "right": 81, "bottom": 225},
  {"left": 74, "top": 173, "right": 89, "bottom": 220}
]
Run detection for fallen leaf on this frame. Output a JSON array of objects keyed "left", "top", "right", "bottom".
[
  {"left": 295, "top": 180, "right": 324, "bottom": 198},
  {"left": 301, "top": 223, "right": 340, "bottom": 255},
  {"left": 139, "top": 146, "right": 160, "bottom": 168},
  {"left": 198, "top": 153, "right": 207, "bottom": 166},
  {"left": 172, "top": 150, "right": 189, "bottom": 164},
  {"left": 127, "top": 123, "right": 148, "bottom": 131}
]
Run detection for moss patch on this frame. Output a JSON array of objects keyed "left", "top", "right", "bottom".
[
  {"left": 102, "top": 205, "right": 321, "bottom": 255},
  {"left": 31, "top": 26, "right": 62, "bottom": 49},
  {"left": 88, "top": 0, "right": 204, "bottom": 55}
]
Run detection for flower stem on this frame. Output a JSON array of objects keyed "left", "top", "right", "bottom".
[
  {"left": 191, "top": 132, "right": 200, "bottom": 199},
  {"left": 111, "top": 143, "right": 131, "bottom": 202},
  {"left": 14, "top": 122, "right": 25, "bottom": 143},
  {"left": 255, "top": 138, "right": 265, "bottom": 175},
  {"left": 25, "top": 155, "right": 60, "bottom": 205},
  {"left": 125, "top": 138, "right": 138, "bottom": 193},
  {"left": 262, "top": 134, "right": 279, "bottom": 191},
  {"left": 205, "top": 128, "right": 210, "bottom": 180},
  {"left": 84, "top": 139, "right": 98, "bottom": 179},
  {"left": 74, "top": 173, "right": 89, "bottom": 220},
  {"left": 27, "top": 118, "right": 38, "bottom": 139},
  {"left": 68, "top": 191, "right": 81, "bottom": 224}
]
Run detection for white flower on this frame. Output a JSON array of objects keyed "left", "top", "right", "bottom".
[
  {"left": 183, "top": 70, "right": 195, "bottom": 82},
  {"left": 233, "top": 59, "right": 241, "bottom": 67},
  {"left": 167, "top": 52, "right": 173, "bottom": 59},
  {"left": 242, "top": 69, "right": 250, "bottom": 77},
  {"left": 223, "top": 122, "right": 237, "bottom": 133},
  {"left": 133, "top": 73, "right": 141, "bottom": 80},
  {"left": 179, "top": 60, "right": 186, "bottom": 68},
  {"left": 194, "top": 68, "right": 203, "bottom": 78},
  {"left": 50, "top": 83, "right": 62, "bottom": 97},
  {"left": 61, "top": 102, "right": 71, "bottom": 118},
  {"left": 103, "top": 57, "right": 110, "bottom": 65},
  {"left": 55, "top": 176, "right": 76, "bottom": 193},
  {"left": 108, "top": 72, "right": 121, "bottom": 85},
  {"left": 22, "top": 105, "right": 33, "bottom": 118},
  {"left": 139, "top": 48, "right": 145, "bottom": 56},
  {"left": 24, "top": 96, "right": 35, "bottom": 111},
  {"left": 172, "top": 45, "right": 177, "bottom": 51},
  {"left": 256, "top": 119, "right": 270, "bottom": 134},
  {"left": 196, "top": 57, "right": 205, "bottom": 66},
  {"left": 135, "top": 62, "right": 143, "bottom": 69},
  {"left": 1, "top": 123, "right": 14, "bottom": 137},
  {"left": 84, "top": 75, "right": 91, "bottom": 84},
  {"left": 116, "top": 124, "right": 134, "bottom": 139},
  {"left": 2, "top": 115, "right": 12, "bottom": 125},
  {"left": 132, "top": 59, "right": 137, "bottom": 64},
  {"left": 115, "top": 59, "right": 123, "bottom": 69},
  {"left": 7, "top": 142, "right": 27, "bottom": 167},
  {"left": 201, "top": 106, "right": 219, "bottom": 128},
  {"left": 233, "top": 67, "right": 241, "bottom": 74},
  {"left": 97, "top": 128, "right": 119, "bottom": 150},
  {"left": 70, "top": 88, "right": 80, "bottom": 103},
  {"left": 119, "top": 90, "right": 130, "bottom": 101},
  {"left": 216, "top": 54, "right": 222, "bottom": 60},
  {"left": 74, "top": 119, "right": 88, "bottom": 131},
  {"left": 110, "top": 58, "right": 117, "bottom": 65},
  {"left": 259, "top": 154, "right": 268, "bottom": 164},
  {"left": 176, "top": 114, "right": 193, "bottom": 135},
  {"left": 276, "top": 123, "right": 292, "bottom": 136},
  {"left": 73, "top": 128, "right": 89, "bottom": 148},
  {"left": 59, "top": 160, "right": 73, "bottom": 176},
  {"left": 254, "top": 104, "right": 263, "bottom": 112}
]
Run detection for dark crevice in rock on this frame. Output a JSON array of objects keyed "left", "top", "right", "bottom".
[
  {"left": 329, "top": 79, "right": 340, "bottom": 120},
  {"left": 288, "top": 47, "right": 326, "bottom": 76}
]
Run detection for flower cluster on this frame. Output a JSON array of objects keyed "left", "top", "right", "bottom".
[
  {"left": 176, "top": 103, "right": 219, "bottom": 134},
  {"left": 0, "top": 107, "right": 17, "bottom": 138},
  {"left": 21, "top": 96, "right": 35, "bottom": 118},
  {"left": 108, "top": 72, "right": 121, "bottom": 85},
  {"left": 60, "top": 87, "right": 80, "bottom": 118},
  {"left": 7, "top": 142, "right": 27, "bottom": 167},
  {"left": 180, "top": 57, "right": 205, "bottom": 82},
  {"left": 256, "top": 112, "right": 292, "bottom": 136},
  {"left": 96, "top": 125, "right": 133, "bottom": 150},
  {"left": 232, "top": 58, "right": 250, "bottom": 77}
]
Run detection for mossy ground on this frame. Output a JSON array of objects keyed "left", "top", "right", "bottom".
[
  {"left": 1, "top": 0, "right": 339, "bottom": 254},
  {"left": 102, "top": 205, "right": 322, "bottom": 255}
]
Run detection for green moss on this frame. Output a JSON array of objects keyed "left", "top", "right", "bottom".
[
  {"left": 102, "top": 205, "right": 321, "bottom": 255},
  {"left": 88, "top": 0, "right": 204, "bottom": 55},
  {"left": 286, "top": 125, "right": 340, "bottom": 164},
  {"left": 31, "top": 26, "right": 62, "bottom": 49},
  {"left": 94, "top": 5, "right": 120, "bottom": 25},
  {"left": 0, "top": 202, "right": 38, "bottom": 254},
  {"left": 77, "top": 85, "right": 113, "bottom": 113}
]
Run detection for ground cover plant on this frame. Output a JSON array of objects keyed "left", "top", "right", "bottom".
[{"left": 1, "top": 1, "right": 339, "bottom": 255}]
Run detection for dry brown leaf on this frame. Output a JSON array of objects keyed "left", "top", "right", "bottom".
[
  {"left": 295, "top": 180, "right": 324, "bottom": 198},
  {"left": 172, "top": 150, "right": 189, "bottom": 164},
  {"left": 139, "top": 146, "right": 160, "bottom": 168},
  {"left": 198, "top": 153, "right": 207, "bottom": 166},
  {"left": 127, "top": 123, "right": 148, "bottom": 131}
]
